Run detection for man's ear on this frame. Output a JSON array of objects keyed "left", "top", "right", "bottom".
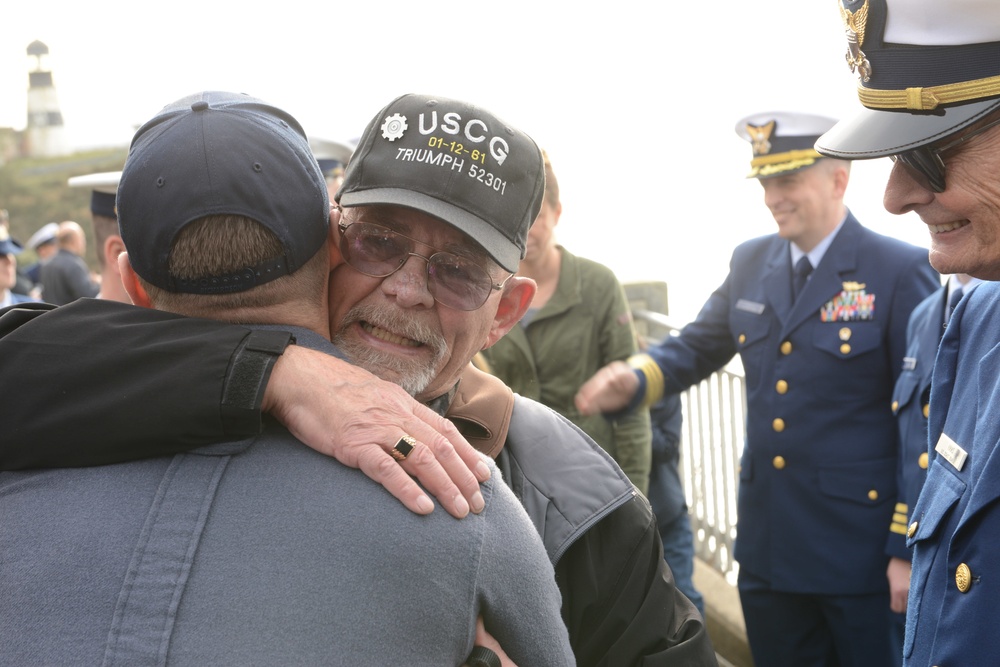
[
  {"left": 483, "top": 276, "right": 536, "bottom": 349},
  {"left": 104, "top": 235, "right": 127, "bottom": 278},
  {"left": 117, "top": 252, "right": 152, "bottom": 308}
]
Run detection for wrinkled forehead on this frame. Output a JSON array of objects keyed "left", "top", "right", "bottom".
[{"left": 345, "top": 204, "right": 494, "bottom": 264}]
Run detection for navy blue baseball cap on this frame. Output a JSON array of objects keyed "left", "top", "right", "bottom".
[
  {"left": 335, "top": 94, "right": 545, "bottom": 273},
  {"left": 817, "top": 0, "right": 1000, "bottom": 159},
  {"left": 118, "top": 91, "right": 329, "bottom": 294}
]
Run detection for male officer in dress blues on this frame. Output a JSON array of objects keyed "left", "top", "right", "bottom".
[
  {"left": 816, "top": 1, "right": 1000, "bottom": 665},
  {"left": 577, "top": 110, "right": 939, "bottom": 666}
]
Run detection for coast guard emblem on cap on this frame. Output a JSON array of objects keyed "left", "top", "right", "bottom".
[
  {"left": 746, "top": 121, "right": 775, "bottom": 156},
  {"left": 841, "top": 0, "right": 872, "bottom": 82},
  {"left": 381, "top": 113, "right": 408, "bottom": 141}
]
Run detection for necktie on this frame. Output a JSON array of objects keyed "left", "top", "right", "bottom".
[
  {"left": 792, "top": 256, "right": 813, "bottom": 301},
  {"left": 946, "top": 286, "right": 964, "bottom": 326}
]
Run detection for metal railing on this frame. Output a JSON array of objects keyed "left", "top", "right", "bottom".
[{"left": 632, "top": 307, "right": 746, "bottom": 585}]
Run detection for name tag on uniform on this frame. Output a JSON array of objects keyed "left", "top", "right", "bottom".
[
  {"left": 736, "top": 299, "right": 765, "bottom": 314},
  {"left": 902, "top": 357, "right": 917, "bottom": 371},
  {"left": 935, "top": 433, "right": 968, "bottom": 472}
]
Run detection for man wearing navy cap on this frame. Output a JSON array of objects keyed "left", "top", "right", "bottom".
[
  {"left": 68, "top": 171, "right": 129, "bottom": 303},
  {"left": 576, "top": 109, "right": 939, "bottom": 666},
  {"left": 816, "top": 1, "right": 1000, "bottom": 664}
]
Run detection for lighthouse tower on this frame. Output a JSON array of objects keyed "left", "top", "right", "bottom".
[{"left": 25, "top": 40, "right": 68, "bottom": 157}]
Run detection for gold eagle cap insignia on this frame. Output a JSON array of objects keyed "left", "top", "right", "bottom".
[
  {"left": 746, "top": 121, "right": 775, "bottom": 156},
  {"left": 841, "top": 0, "right": 872, "bottom": 82},
  {"left": 842, "top": 281, "right": 866, "bottom": 291}
]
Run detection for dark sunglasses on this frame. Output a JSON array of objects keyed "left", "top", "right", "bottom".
[
  {"left": 890, "top": 116, "right": 1000, "bottom": 193},
  {"left": 337, "top": 220, "right": 511, "bottom": 311}
]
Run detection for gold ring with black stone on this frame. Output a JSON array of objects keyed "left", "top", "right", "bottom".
[{"left": 390, "top": 435, "right": 417, "bottom": 461}]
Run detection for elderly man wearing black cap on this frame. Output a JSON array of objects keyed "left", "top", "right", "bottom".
[
  {"left": 816, "top": 2, "right": 1000, "bottom": 665},
  {"left": 575, "top": 109, "right": 939, "bottom": 666},
  {"left": 0, "top": 91, "right": 573, "bottom": 666},
  {"left": 0, "top": 94, "right": 717, "bottom": 666}
]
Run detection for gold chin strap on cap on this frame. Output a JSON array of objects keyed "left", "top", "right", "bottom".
[
  {"left": 859, "top": 74, "right": 1000, "bottom": 111},
  {"left": 628, "top": 353, "right": 665, "bottom": 409}
]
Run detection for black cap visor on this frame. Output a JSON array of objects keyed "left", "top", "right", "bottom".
[{"left": 816, "top": 98, "right": 1000, "bottom": 159}]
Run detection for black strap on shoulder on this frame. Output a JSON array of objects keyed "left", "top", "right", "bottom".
[{"left": 220, "top": 329, "right": 294, "bottom": 435}]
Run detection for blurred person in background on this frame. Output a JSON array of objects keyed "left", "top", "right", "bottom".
[
  {"left": 40, "top": 220, "right": 100, "bottom": 305},
  {"left": 480, "top": 150, "right": 652, "bottom": 494}
]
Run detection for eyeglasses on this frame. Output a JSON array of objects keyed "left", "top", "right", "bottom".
[
  {"left": 890, "top": 116, "right": 1000, "bottom": 193},
  {"left": 338, "top": 220, "right": 511, "bottom": 311}
]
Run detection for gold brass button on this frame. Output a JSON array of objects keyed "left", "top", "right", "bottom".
[
  {"left": 772, "top": 418, "right": 785, "bottom": 432},
  {"left": 923, "top": 404, "right": 930, "bottom": 419},
  {"left": 868, "top": 489, "right": 879, "bottom": 501},
  {"left": 919, "top": 452, "right": 929, "bottom": 470},
  {"left": 892, "top": 400, "right": 899, "bottom": 413},
  {"left": 956, "top": 563, "right": 972, "bottom": 593},
  {"left": 780, "top": 341, "right": 793, "bottom": 355},
  {"left": 907, "top": 521, "right": 918, "bottom": 538},
  {"left": 773, "top": 456, "right": 786, "bottom": 470},
  {"left": 776, "top": 380, "right": 788, "bottom": 394},
  {"left": 840, "top": 343, "right": 852, "bottom": 355},
  {"left": 738, "top": 334, "right": 746, "bottom": 344},
  {"left": 839, "top": 327, "right": 852, "bottom": 341}
]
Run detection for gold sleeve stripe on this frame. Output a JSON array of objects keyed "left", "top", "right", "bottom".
[
  {"left": 858, "top": 74, "right": 1000, "bottom": 111},
  {"left": 628, "top": 353, "right": 664, "bottom": 408},
  {"left": 890, "top": 523, "right": 908, "bottom": 535},
  {"left": 895, "top": 502, "right": 908, "bottom": 514},
  {"left": 892, "top": 513, "right": 908, "bottom": 525}
]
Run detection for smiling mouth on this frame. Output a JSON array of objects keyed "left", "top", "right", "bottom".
[
  {"left": 928, "top": 220, "right": 970, "bottom": 234},
  {"left": 360, "top": 321, "right": 422, "bottom": 347}
]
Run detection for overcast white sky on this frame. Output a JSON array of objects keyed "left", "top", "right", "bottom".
[{"left": 2, "top": 0, "right": 933, "bottom": 321}]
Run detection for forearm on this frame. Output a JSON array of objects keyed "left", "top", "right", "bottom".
[{"left": 1, "top": 299, "right": 260, "bottom": 468}]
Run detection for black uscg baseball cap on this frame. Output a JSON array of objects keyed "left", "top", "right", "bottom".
[
  {"left": 736, "top": 111, "right": 838, "bottom": 179},
  {"left": 118, "top": 91, "right": 330, "bottom": 295},
  {"left": 335, "top": 93, "right": 545, "bottom": 273},
  {"left": 817, "top": 0, "right": 1000, "bottom": 159}
]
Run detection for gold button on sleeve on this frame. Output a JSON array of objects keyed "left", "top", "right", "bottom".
[
  {"left": 956, "top": 563, "right": 973, "bottom": 593},
  {"left": 780, "top": 341, "right": 793, "bottom": 355},
  {"left": 907, "top": 521, "right": 918, "bottom": 538},
  {"left": 772, "top": 456, "right": 786, "bottom": 470},
  {"left": 918, "top": 452, "right": 929, "bottom": 469},
  {"left": 868, "top": 489, "right": 879, "bottom": 501},
  {"left": 840, "top": 343, "right": 851, "bottom": 355},
  {"left": 923, "top": 404, "right": 930, "bottom": 418},
  {"left": 892, "top": 400, "right": 899, "bottom": 413},
  {"left": 738, "top": 334, "right": 746, "bottom": 344},
  {"left": 776, "top": 380, "right": 788, "bottom": 394},
  {"left": 772, "top": 418, "right": 785, "bottom": 432}
]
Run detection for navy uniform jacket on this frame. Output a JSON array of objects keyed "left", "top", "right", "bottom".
[
  {"left": 643, "top": 213, "right": 938, "bottom": 595},
  {"left": 887, "top": 287, "right": 947, "bottom": 559},
  {"left": 905, "top": 281, "right": 1000, "bottom": 666}
]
